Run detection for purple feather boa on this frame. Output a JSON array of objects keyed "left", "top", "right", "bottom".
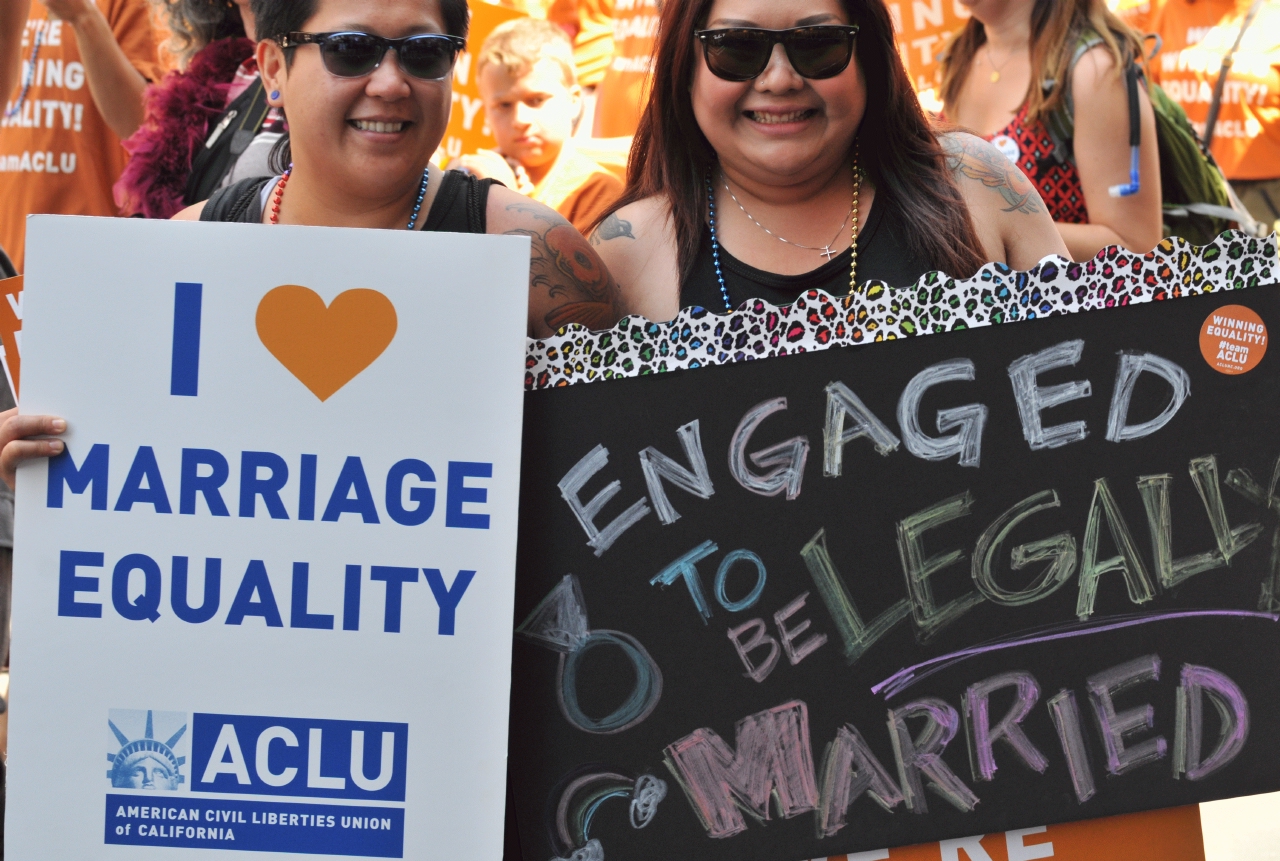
[{"left": 114, "top": 37, "right": 256, "bottom": 219}]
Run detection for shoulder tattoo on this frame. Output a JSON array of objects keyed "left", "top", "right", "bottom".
[
  {"left": 504, "top": 202, "right": 626, "bottom": 333},
  {"left": 590, "top": 212, "right": 636, "bottom": 245},
  {"left": 940, "top": 135, "right": 1043, "bottom": 216}
]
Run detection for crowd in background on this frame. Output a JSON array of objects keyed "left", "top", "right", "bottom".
[
  {"left": 0, "top": 0, "right": 1275, "bottom": 279},
  {"left": 0, "top": 0, "right": 1272, "bottom": 836},
  {"left": 0, "top": 0, "right": 1266, "bottom": 834}
]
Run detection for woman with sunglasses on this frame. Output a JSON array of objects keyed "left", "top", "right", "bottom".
[
  {"left": 173, "top": 0, "right": 626, "bottom": 339},
  {"left": 590, "top": 0, "right": 1070, "bottom": 322},
  {"left": 0, "top": 0, "right": 629, "bottom": 497}
]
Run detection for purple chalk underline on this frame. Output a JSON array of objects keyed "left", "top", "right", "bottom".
[{"left": 871, "top": 609, "right": 1279, "bottom": 699}]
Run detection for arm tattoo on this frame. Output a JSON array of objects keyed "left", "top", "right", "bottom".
[
  {"left": 505, "top": 202, "right": 626, "bottom": 332},
  {"left": 941, "top": 135, "right": 1043, "bottom": 215},
  {"left": 589, "top": 212, "right": 636, "bottom": 245}
]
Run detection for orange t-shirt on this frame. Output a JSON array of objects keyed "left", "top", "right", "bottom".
[
  {"left": 1145, "top": 0, "right": 1280, "bottom": 179},
  {"left": 1112, "top": 0, "right": 1154, "bottom": 33},
  {"left": 593, "top": 0, "right": 657, "bottom": 137},
  {"left": 0, "top": 0, "right": 159, "bottom": 271},
  {"left": 533, "top": 143, "right": 624, "bottom": 233},
  {"left": 548, "top": 0, "right": 616, "bottom": 87}
]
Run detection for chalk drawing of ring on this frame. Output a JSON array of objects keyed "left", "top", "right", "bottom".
[{"left": 517, "top": 575, "right": 665, "bottom": 735}]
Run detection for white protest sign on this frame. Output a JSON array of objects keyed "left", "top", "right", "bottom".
[{"left": 6, "top": 215, "right": 531, "bottom": 860}]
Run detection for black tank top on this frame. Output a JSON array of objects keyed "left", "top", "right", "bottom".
[
  {"left": 199, "top": 169, "right": 495, "bottom": 233},
  {"left": 682, "top": 195, "right": 932, "bottom": 312}
]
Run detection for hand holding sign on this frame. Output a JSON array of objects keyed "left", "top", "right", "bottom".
[
  {"left": 0, "top": 409, "right": 64, "bottom": 489},
  {"left": 9, "top": 216, "right": 532, "bottom": 861}
]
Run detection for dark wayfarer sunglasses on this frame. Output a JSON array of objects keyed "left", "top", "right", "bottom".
[
  {"left": 695, "top": 25, "right": 860, "bottom": 81},
  {"left": 278, "top": 31, "right": 467, "bottom": 81}
]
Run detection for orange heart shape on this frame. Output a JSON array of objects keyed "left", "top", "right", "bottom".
[{"left": 256, "top": 285, "right": 398, "bottom": 402}]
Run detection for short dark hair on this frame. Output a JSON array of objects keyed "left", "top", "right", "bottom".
[
  {"left": 250, "top": 0, "right": 470, "bottom": 44},
  {"left": 251, "top": 0, "right": 471, "bottom": 172}
]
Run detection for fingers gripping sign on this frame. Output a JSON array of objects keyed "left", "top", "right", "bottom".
[{"left": 0, "top": 407, "right": 67, "bottom": 490}]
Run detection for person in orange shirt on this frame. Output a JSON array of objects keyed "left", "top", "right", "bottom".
[
  {"left": 451, "top": 17, "right": 623, "bottom": 233},
  {"left": 592, "top": 0, "right": 656, "bottom": 137},
  {"left": 548, "top": 0, "right": 613, "bottom": 133},
  {"left": 1137, "top": 0, "right": 1280, "bottom": 228},
  {"left": 0, "top": 0, "right": 159, "bottom": 271},
  {"left": 1, "top": 1, "right": 27, "bottom": 103}
]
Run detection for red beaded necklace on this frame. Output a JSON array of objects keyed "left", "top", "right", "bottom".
[
  {"left": 267, "top": 164, "right": 431, "bottom": 229},
  {"left": 268, "top": 167, "right": 290, "bottom": 224}
]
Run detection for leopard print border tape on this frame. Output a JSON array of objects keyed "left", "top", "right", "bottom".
[{"left": 526, "top": 233, "right": 1278, "bottom": 391}]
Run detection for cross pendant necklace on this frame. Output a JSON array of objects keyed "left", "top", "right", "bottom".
[{"left": 722, "top": 178, "right": 855, "bottom": 258}]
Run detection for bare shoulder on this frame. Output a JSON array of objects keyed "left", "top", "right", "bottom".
[
  {"left": 588, "top": 196, "right": 681, "bottom": 324},
  {"left": 485, "top": 184, "right": 627, "bottom": 338},
  {"left": 594, "top": 196, "right": 672, "bottom": 242},
  {"left": 938, "top": 132, "right": 1069, "bottom": 268},
  {"left": 938, "top": 131, "right": 1044, "bottom": 217},
  {"left": 1070, "top": 43, "right": 1121, "bottom": 93},
  {"left": 588, "top": 196, "right": 671, "bottom": 277},
  {"left": 171, "top": 201, "right": 208, "bottom": 221}
]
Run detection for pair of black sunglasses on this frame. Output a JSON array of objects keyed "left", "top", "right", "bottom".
[
  {"left": 279, "top": 31, "right": 467, "bottom": 81},
  {"left": 695, "top": 25, "right": 859, "bottom": 81}
]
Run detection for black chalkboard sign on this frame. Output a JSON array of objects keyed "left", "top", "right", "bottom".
[{"left": 508, "top": 285, "right": 1280, "bottom": 861}]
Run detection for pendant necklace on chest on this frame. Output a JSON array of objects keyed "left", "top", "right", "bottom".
[
  {"left": 706, "top": 144, "right": 861, "bottom": 314},
  {"left": 721, "top": 175, "right": 856, "bottom": 260},
  {"left": 986, "top": 42, "right": 1015, "bottom": 83}
]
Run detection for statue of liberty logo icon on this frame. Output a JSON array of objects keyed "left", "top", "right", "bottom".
[{"left": 107, "top": 710, "right": 189, "bottom": 791}]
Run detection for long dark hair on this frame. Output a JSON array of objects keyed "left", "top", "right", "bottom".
[
  {"left": 603, "top": 0, "right": 988, "bottom": 284},
  {"left": 940, "top": 0, "right": 1143, "bottom": 123}
]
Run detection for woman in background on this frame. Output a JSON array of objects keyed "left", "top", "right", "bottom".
[
  {"left": 115, "top": 0, "right": 281, "bottom": 218},
  {"left": 939, "top": 0, "right": 1162, "bottom": 260},
  {"left": 590, "top": 0, "right": 1068, "bottom": 323}
]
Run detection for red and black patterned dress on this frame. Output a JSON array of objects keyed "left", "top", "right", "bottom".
[{"left": 985, "top": 102, "right": 1090, "bottom": 224}]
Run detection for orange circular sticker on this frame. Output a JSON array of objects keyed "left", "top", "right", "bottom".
[{"left": 1200, "top": 305, "right": 1268, "bottom": 375}]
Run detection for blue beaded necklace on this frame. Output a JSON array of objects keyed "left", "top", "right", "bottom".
[
  {"left": 4, "top": 27, "right": 44, "bottom": 121},
  {"left": 406, "top": 166, "right": 429, "bottom": 230},
  {"left": 270, "top": 164, "right": 430, "bottom": 230},
  {"left": 705, "top": 147, "right": 861, "bottom": 313}
]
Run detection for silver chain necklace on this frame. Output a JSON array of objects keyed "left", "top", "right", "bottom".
[{"left": 721, "top": 174, "right": 855, "bottom": 261}]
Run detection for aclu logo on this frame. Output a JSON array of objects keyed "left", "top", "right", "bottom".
[
  {"left": 190, "top": 714, "right": 408, "bottom": 802},
  {"left": 107, "top": 710, "right": 190, "bottom": 792}
]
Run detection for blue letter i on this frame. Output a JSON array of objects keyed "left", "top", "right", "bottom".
[{"left": 170, "top": 282, "right": 202, "bottom": 397}]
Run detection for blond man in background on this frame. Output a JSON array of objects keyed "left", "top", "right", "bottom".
[{"left": 450, "top": 17, "right": 622, "bottom": 234}]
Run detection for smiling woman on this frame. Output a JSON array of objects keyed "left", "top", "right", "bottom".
[
  {"left": 590, "top": 0, "right": 1071, "bottom": 322},
  {"left": 169, "top": 0, "right": 628, "bottom": 340},
  {"left": 0, "top": 0, "right": 631, "bottom": 493}
]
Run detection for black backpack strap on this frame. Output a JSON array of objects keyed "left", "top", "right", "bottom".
[
  {"left": 184, "top": 78, "right": 271, "bottom": 206},
  {"left": 200, "top": 176, "right": 272, "bottom": 223},
  {"left": 1124, "top": 62, "right": 1141, "bottom": 150},
  {"left": 1042, "top": 30, "right": 1109, "bottom": 166}
]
